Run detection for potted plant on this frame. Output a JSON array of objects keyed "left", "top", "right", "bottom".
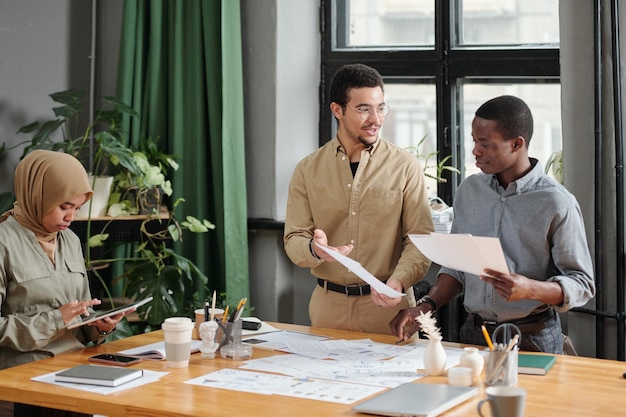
[
  {"left": 1, "top": 90, "right": 216, "bottom": 336},
  {"left": 88, "top": 146, "right": 216, "bottom": 331},
  {"left": 107, "top": 136, "right": 178, "bottom": 216}
]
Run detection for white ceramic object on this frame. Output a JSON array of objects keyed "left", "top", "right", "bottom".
[
  {"left": 459, "top": 347, "right": 485, "bottom": 377},
  {"left": 423, "top": 336, "right": 447, "bottom": 376},
  {"left": 448, "top": 367, "right": 473, "bottom": 387}
]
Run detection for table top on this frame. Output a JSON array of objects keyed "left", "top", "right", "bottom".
[{"left": 0, "top": 322, "right": 624, "bottom": 416}]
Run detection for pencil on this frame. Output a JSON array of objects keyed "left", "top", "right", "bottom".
[
  {"left": 481, "top": 324, "right": 494, "bottom": 350},
  {"left": 222, "top": 306, "right": 229, "bottom": 323},
  {"left": 210, "top": 290, "right": 217, "bottom": 321}
]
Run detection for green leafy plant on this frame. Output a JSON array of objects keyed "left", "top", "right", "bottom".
[
  {"left": 405, "top": 135, "right": 460, "bottom": 184},
  {"left": 88, "top": 199, "right": 215, "bottom": 328},
  {"left": 107, "top": 136, "right": 178, "bottom": 216},
  {"left": 545, "top": 149, "right": 563, "bottom": 183},
  {"left": 11, "top": 90, "right": 141, "bottom": 177}
]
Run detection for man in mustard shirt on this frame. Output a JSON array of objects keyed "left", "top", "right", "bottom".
[{"left": 284, "top": 63, "right": 434, "bottom": 334}]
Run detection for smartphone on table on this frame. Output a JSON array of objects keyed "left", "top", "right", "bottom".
[
  {"left": 242, "top": 320, "right": 262, "bottom": 331},
  {"left": 88, "top": 353, "right": 142, "bottom": 367}
]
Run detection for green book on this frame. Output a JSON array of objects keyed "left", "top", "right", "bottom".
[{"left": 518, "top": 353, "right": 556, "bottom": 375}]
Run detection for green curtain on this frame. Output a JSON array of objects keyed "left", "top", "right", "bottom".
[{"left": 115, "top": 0, "right": 249, "bottom": 308}]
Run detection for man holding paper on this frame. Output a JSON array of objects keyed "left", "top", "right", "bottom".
[
  {"left": 390, "top": 95, "right": 595, "bottom": 353},
  {"left": 284, "top": 64, "right": 434, "bottom": 334}
]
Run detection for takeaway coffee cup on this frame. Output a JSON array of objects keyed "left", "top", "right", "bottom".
[
  {"left": 477, "top": 386, "right": 527, "bottom": 417},
  {"left": 162, "top": 317, "right": 194, "bottom": 368},
  {"left": 194, "top": 308, "right": 225, "bottom": 339}
]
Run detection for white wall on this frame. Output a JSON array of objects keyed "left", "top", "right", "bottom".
[
  {"left": 243, "top": 0, "right": 321, "bottom": 325},
  {"left": 0, "top": 0, "right": 123, "bottom": 193}
]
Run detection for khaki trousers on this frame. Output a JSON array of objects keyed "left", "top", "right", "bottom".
[{"left": 308, "top": 284, "right": 410, "bottom": 335}]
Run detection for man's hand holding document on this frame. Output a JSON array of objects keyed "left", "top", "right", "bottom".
[
  {"left": 315, "top": 243, "right": 405, "bottom": 298},
  {"left": 409, "top": 233, "right": 509, "bottom": 276}
]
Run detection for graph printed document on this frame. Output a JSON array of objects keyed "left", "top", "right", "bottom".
[
  {"left": 352, "top": 383, "right": 477, "bottom": 417},
  {"left": 314, "top": 243, "right": 405, "bottom": 298},
  {"left": 409, "top": 233, "right": 509, "bottom": 276}
]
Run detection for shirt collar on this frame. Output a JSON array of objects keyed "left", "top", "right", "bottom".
[
  {"left": 489, "top": 158, "right": 542, "bottom": 194},
  {"left": 332, "top": 135, "right": 379, "bottom": 156}
]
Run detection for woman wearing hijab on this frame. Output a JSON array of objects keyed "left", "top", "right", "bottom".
[{"left": 0, "top": 150, "right": 126, "bottom": 417}]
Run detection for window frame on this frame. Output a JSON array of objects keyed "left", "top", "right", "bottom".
[{"left": 320, "top": 0, "right": 560, "bottom": 205}]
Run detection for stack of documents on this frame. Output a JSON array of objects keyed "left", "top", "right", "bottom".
[{"left": 431, "top": 208, "right": 453, "bottom": 233}]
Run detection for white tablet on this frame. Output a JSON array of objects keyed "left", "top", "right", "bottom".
[{"left": 66, "top": 296, "right": 153, "bottom": 329}]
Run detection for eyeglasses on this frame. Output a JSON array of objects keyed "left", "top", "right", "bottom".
[{"left": 347, "top": 104, "right": 391, "bottom": 119}]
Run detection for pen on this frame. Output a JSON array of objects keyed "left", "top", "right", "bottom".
[
  {"left": 481, "top": 325, "right": 494, "bottom": 350},
  {"left": 204, "top": 302, "right": 209, "bottom": 322}
]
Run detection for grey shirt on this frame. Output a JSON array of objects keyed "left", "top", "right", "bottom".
[{"left": 440, "top": 158, "right": 595, "bottom": 322}]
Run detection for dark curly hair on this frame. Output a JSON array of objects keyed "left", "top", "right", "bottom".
[
  {"left": 329, "top": 63, "right": 384, "bottom": 106},
  {"left": 475, "top": 95, "right": 534, "bottom": 146}
]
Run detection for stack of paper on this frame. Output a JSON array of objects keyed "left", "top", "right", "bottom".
[{"left": 431, "top": 208, "right": 453, "bottom": 233}]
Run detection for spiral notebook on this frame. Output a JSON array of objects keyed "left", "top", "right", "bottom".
[{"left": 352, "top": 383, "right": 477, "bottom": 417}]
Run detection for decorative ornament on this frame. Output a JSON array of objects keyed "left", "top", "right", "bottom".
[{"left": 416, "top": 311, "right": 446, "bottom": 376}]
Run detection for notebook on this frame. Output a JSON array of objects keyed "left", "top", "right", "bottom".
[
  {"left": 352, "top": 383, "right": 477, "bottom": 417},
  {"left": 117, "top": 339, "right": 203, "bottom": 360},
  {"left": 54, "top": 364, "right": 143, "bottom": 387},
  {"left": 518, "top": 353, "right": 556, "bottom": 375}
]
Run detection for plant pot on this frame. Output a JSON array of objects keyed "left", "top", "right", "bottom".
[
  {"left": 76, "top": 175, "right": 114, "bottom": 218},
  {"left": 137, "top": 186, "right": 162, "bottom": 214}
]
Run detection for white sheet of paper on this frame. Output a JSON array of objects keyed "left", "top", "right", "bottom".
[
  {"left": 315, "top": 243, "right": 405, "bottom": 298},
  {"left": 409, "top": 233, "right": 509, "bottom": 276}
]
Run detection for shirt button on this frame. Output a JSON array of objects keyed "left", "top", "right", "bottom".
[
  {"left": 347, "top": 184, "right": 352, "bottom": 188},
  {"left": 341, "top": 156, "right": 346, "bottom": 161},
  {"left": 350, "top": 239, "right": 355, "bottom": 244},
  {"left": 352, "top": 211, "right": 356, "bottom": 216},
  {"left": 501, "top": 197, "right": 506, "bottom": 202}
]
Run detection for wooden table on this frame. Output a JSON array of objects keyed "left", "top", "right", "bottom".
[{"left": 0, "top": 323, "right": 624, "bottom": 416}]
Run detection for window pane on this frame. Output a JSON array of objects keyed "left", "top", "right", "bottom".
[
  {"left": 459, "top": 0, "right": 559, "bottom": 46},
  {"left": 338, "top": 0, "right": 435, "bottom": 48},
  {"left": 461, "top": 84, "right": 562, "bottom": 181},
  {"left": 381, "top": 83, "right": 439, "bottom": 196}
]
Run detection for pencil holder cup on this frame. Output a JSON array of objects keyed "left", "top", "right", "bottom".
[
  {"left": 485, "top": 349, "right": 518, "bottom": 386},
  {"left": 216, "top": 319, "right": 242, "bottom": 350},
  {"left": 217, "top": 319, "right": 252, "bottom": 360}
]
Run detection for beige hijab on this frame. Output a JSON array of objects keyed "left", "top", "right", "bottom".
[{"left": 1, "top": 150, "right": 93, "bottom": 260}]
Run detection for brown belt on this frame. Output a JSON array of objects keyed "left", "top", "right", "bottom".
[
  {"left": 317, "top": 279, "right": 371, "bottom": 296},
  {"left": 472, "top": 309, "right": 556, "bottom": 334}
]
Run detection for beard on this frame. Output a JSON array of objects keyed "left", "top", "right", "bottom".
[
  {"left": 358, "top": 135, "right": 377, "bottom": 147},
  {"left": 358, "top": 124, "right": 380, "bottom": 146}
]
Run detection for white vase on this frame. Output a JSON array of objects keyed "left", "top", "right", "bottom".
[
  {"left": 76, "top": 175, "right": 113, "bottom": 218},
  {"left": 459, "top": 347, "right": 484, "bottom": 377},
  {"left": 423, "top": 336, "right": 447, "bottom": 376}
]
